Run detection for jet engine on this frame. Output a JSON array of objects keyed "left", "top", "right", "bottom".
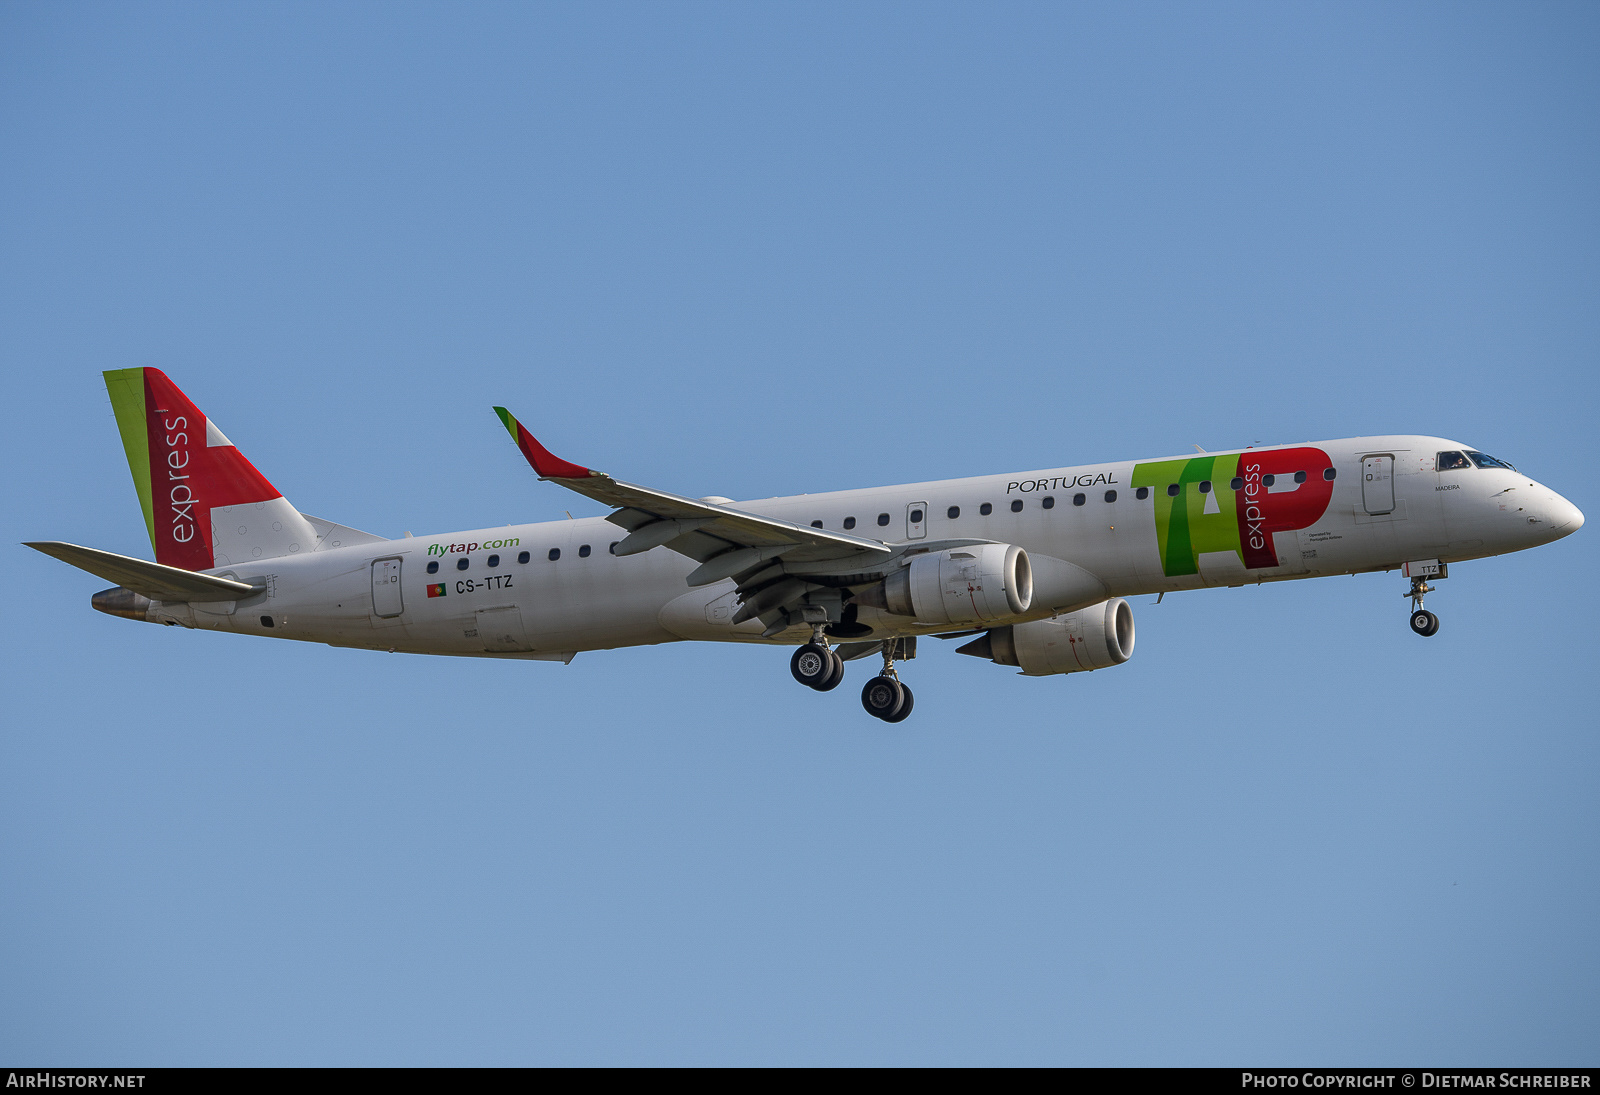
[
  {"left": 853, "top": 543, "right": 1032, "bottom": 625},
  {"left": 956, "top": 597, "right": 1134, "bottom": 676}
]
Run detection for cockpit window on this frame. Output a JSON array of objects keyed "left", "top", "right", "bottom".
[
  {"left": 1466, "top": 450, "right": 1516, "bottom": 472},
  {"left": 1436, "top": 451, "right": 1472, "bottom": 471}
]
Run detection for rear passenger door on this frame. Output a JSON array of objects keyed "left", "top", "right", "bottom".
[{"left": 371, "top": 557, "right": 404, "bottom": 617}]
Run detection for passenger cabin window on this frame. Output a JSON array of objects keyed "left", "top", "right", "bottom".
[
  {"left": 1230, "top": 477, "right": 1244, "bottom": 491},
  {"left": 578, "top": 544, "right": 591, "bottom": 558},
  {"left": 980, "top": 503, "right": 993, "bottom": 515},
  {"left": 1199, "top": 480, "right": 1212, "bottom": 494},
  {"left": 517, "top": 551, "right": 530, "bottom": 564},
  {"left": 426, "top": 561, "right": 439, "bottom": 574},
  {"left": 947, "top": 506, "right": 960, "bottom": 519},
  {"left": 1323, "top": 467, "right": 1337, "bottom": 481},
  {"left": 1167, "top": 484, "right": 1180, "bottom": 497},
  {"left": 488, "top": 554, "right": 500, "bottom": 567},
  {"left": 843, "top": 516, "right": 856, "bottom": 530},
  {"left": 1072, "top": 493, "right": 1085, "bottom": 506},
  {"left": 1293, "top": 470, "right": 1307, "bottom": 484},
  {"left": 877, "top": 513, "right": 890, "bottom": 526},
  {"left": 1263, "top": 474, "right": 1275, "bottom": 486},
  {"left": 457, "top": 558, "right": 470, "bottom": 571},
  {"left": 909, "top": 508, "right": 924, "bottom": 523},
  {"left": 609, "top": 542, "right": 619, "bottom": 554},
  {"left": 1041, "top": 496, "right": 1055, "bottom": 509},
  {"left": 1466, "top": 451, "right": 1516, "bottom": 471},
  {"left": 1104, "top": 490, "right": 1117, "bottom": 503},
  {"left": 1437, "top": 451, "right": 1472, "bottom": 471},
  {"left": 548, "top": 548, "right": 560, "bottom": 561},
  {"left": 1136, "top": 487, "right": 1149, "bottom": 500},
  {"left": 811, "top": 520, "right": 823, "bottom": 528},
  {"left": 1010, "top": 499, "right": 1023, "bottom": 512}
]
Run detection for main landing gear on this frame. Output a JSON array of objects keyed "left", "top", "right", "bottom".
[
  {"left": 861, "top": 639, "right": 914, "bottom": 723},
  {"left": 790, "top": 626, "right": 844, "bottom": 692},
  {"left": 790, "top": 629, "right": 915, "bottom": 721},
  {"left": 1406, "top": 575, "right": 1441, "bottom": 637}
]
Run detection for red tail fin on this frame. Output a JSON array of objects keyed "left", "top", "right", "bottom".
[{"left": 105, "top": 368, "right": 313, "bottom": 570}]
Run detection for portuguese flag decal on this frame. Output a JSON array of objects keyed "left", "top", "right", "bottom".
[{"left": 426, "top": 583, "right": 446, "bottom": 598}]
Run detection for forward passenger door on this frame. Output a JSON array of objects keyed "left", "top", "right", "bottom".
[{"left": 1362, "top": 455, "right": 1395, "bottom": 515}]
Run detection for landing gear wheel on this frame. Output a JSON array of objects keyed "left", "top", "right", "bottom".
[
  {"left": 861, "top": 675, "right": 906, "bottom": 720},
  {"left": 813, "top": 651, "right": 846, "bottom": 692},
  {"left": 1409, "top": 610, "right": 1440, "bottom": 637},
  {"left": 791, "top": 643, "right": 833, "bottom": 688},
  {"left": 1404, "top": 574, "right": 1443, "bottom": 638},
  {"left": 882, "top": 683, "right": 914, "bottom": 723}
]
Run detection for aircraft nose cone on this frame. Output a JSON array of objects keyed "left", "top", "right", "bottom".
[{"left": 1553, "top": 496, "right": 1584, "bottom": 535}]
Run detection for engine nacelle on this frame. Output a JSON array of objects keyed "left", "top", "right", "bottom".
[
  {"left": 957, "top": 597, "right": 1135, "bottom": 676},
  {"left": 855, "top": 543, "right": 1032, "bottom": 625}
]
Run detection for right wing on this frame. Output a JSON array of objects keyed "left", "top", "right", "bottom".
[
  {"left": 495, "top": 408, "right": 991, "bottom": 636},
  {"left": 494, "top": 407, "right": 894, "bottom": 586}
]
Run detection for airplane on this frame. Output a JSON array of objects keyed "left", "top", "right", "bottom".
[{"left": 28, "top": 368, "right": 1585, "bottom": 722}]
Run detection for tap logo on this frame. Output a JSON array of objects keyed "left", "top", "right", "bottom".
[{"left": 1131, "top": 447, "right": 1336, "bottom": 576}]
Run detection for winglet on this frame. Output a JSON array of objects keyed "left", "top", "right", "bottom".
[{"left": 493, "top": 407, "right": 599, "bottom": 480}]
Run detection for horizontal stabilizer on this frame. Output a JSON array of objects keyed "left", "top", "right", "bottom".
[{"left": 24, "top": 541, "right": 259, "bottom": 602}]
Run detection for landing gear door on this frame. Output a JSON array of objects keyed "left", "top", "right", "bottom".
[
  {"left": 906, "top": 502, "right": 928, "bottom": 540},
  {"left": 1361, "top": 455, "right": 1395, "bottom": 515},
  {"left": 371, "top": 557, "right": 404, "bottom": 618}
]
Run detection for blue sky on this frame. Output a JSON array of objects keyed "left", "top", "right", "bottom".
[{"left": 2, "top": 1, "right": 1596, "bottom": 1065}]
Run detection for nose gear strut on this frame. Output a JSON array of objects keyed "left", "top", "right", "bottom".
[{"left": 1406, "top": 575, "right": 1441, "bottom": 637}]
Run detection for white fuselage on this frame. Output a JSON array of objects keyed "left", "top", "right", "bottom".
[{"left": 143, "top": 436, "right": 1583, "bottom": 659}]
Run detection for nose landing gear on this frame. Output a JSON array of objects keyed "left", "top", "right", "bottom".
[
  {"left": 1406, "top": 574, "right": 1441, "bottom": 637},
  {"left": 1409, "top": 608, "right": 1440, "bottom": 637}
]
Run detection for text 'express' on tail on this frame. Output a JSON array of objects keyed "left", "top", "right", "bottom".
[{"left": 104, "top": 367, "right": 320, "bottom": 571}]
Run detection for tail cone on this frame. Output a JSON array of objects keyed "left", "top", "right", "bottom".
[{"left": 92, "top": 586, "right": 152, "bottom": 622}]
